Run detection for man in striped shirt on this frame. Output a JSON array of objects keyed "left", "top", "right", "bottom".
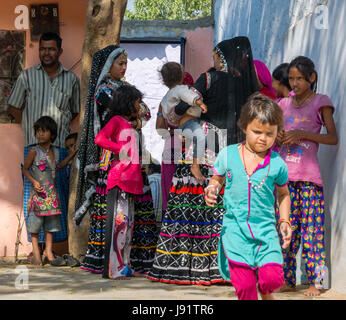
[{"left": 8, "top": 32, "right": 80, "bottom": 252}]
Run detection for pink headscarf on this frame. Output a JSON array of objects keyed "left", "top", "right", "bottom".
[{"left": 254, "top": 60, "right": 276, "bottom": 99}]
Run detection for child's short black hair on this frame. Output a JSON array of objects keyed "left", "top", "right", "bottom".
[
  {"left": 272, "top": 63, "right": 291, "bottom": 91},
  {"left": 238, "top": 93, "right": 284, "bottom": 133},
  {"left": 109, "top": 85, "right": 143, "bottom": 119},
  {"left": 65, "top": 132, "right": 78, "bottom": 142},
  {"left": 33, "top": 116, "right": 58, "bottom": 143},
  {"left": 39, "top": 32, "right": 62, "bottom": 50},
  {"left": 288, "top": 56, "right": 318, "bottom": 92},
  {"left": 160, "top": 62, "right": 184, "bottom": 87}
]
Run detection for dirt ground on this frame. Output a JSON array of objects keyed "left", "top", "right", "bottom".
[{"left": 1, "top": 259, "right": 345, "bottom": 301}]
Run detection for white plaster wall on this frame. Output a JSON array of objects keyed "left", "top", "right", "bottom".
[
  {"left": 120, "top": 21, "right": 214, "bottom": 164},
  {"left": 120, "top": 43, "right": 181, "bottom": 163},
  {"left": 214, "top": 0, "right": 346, "bottom": 293}
]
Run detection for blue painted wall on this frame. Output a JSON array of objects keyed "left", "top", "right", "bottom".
[{"left": 214, "top": 0, "right": 346, "bottom": 293}]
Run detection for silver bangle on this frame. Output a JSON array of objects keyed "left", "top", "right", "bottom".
[{"left": 206, "top": 184, "right": 219, "bottom": 194}]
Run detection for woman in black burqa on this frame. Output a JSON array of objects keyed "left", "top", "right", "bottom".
[{"left": 147, "top": 36, "right": 259, "bottom": 285}]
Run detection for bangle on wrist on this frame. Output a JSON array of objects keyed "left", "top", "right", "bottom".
[
  {"left": 206, "top": 184, "right": 219, "bottom": 194},
  {"left": 278, "top": 218, "right": 291, "bottom": 228},
  {"left": 157, "top": 112, "right": 163, "bottom": 117}
]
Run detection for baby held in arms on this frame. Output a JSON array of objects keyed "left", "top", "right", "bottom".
[{"left": 158, "top": 62, "right": 208, "bottom": 182}]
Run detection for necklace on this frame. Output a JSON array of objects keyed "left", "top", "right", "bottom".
[
  {"left": 294, "top": 92, "right": 314, "bottom": 106},
  {"left": 244, "top": 143, "right": 258, "bottom": 158},
  {"left": 242, "top": 145, "right": 270, "bottom": 190},
  {"left": 39, "top": 144, "right": 50, "bottom": 153}
]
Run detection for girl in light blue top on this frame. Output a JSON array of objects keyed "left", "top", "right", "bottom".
[{"left": 205, "top": 93, "right": 292, "bottom": 300}]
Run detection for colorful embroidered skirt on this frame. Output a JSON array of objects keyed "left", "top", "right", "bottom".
[
  {"left": 81, "top": 168, "right": 158, "bottom": 274},
  {"left": 80, "top": 168, "right": 108, "bottom": 273},
  {"left": 147, "top": 164, "right": 226, "bottom": 285},
  {"left": 130, "top": 169, "right": 158, "bottom": 273}
]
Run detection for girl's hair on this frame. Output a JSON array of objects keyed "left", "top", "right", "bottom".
[
  {"left": 272, "top": 63, "right": 291, "bottom": 90},
  {"left": 160, "top": 62, "right": 183, "bottom": 87},
  {"left": 288, "top": 56, "right": 318, "bottom": 92},
  {"left": 108, "top": 85, "right": 143, "bottom": 119},
  {"left": 238, "top": 93, "right": 284, "bottom": 132},
  {"left": 33, "top": 116, "right": 58, "bottom": 142}
]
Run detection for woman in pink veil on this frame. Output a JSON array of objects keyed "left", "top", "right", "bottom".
[{"left": 254, "top": 60, "right": 276, "bottom": 100}]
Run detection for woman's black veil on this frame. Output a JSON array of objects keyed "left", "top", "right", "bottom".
[{"left": 215, "top": 36, "right": 259, "bottom": 143}]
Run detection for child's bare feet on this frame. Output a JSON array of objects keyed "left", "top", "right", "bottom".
[
  {"left": 191, "top": 164, "right": 206, "bottom": 182},
  {"left": 31, "top": 252, "right": 42, "bottom": 266},
  {"left": 43, "top": 250, "right": 55, "bottom": 262},
  {"left": 27, "top": 252, "right": 33, "bottom": 263},
  {"left": 277, "top": 283, "right": 296, "bottom": 293},
  {"left": 304, "top": 285, "right": 321, "bottom": 296}
]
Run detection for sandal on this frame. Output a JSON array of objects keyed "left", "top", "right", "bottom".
[
  {"left": 62, "top": 254, "right": 80, "bottom": 267},
  {"left": 43, "top": 255, "right": 67, "bottom": 266}
]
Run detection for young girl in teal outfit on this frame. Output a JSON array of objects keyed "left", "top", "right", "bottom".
[{"left": 205, "top": 94, "right": 292, "bottom": 300}]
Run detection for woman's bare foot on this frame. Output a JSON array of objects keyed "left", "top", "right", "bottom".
[
  {"left": 304, "top": 285, "right": 321, "bottom": 297},
  {"left": 114, "top": 276, "right": 132, "bottom": 280},
  {"left": 277, "top": 283, "right": 296, "bottom": 293},
  {"left": 191, "top": 164, "right": 206, "bottom": 182},
  {"left": 133, "top": 272, "right": 146, "bottom": 278}
]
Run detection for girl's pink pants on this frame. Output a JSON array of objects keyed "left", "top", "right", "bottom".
[{"left": 229, "top": 262, "right": 284, "bottom": 300}]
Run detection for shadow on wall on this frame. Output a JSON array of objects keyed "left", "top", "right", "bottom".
[
  {"left": 213, "top": 0, "right": 292, "bottom": 63},
  {"left": 319, "top": 93, "right": 346, "bottom": 262},
  {"left": 213, "top": 0, "right": 334, "bottom": 71}
]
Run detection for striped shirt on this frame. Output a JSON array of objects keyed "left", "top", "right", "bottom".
[{"left": 8, "top": 64, "right": 80, "bottom": 148}]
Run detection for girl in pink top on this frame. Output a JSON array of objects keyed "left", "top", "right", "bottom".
[
  {"left": 95, "top": 85, "right": 144, "bottom": 279},
  {"left": 277, "top": 56, "right": 338, "bottom": 296}
]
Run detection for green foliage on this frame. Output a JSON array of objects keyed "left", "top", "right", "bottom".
[{"left": 125, "top": 0, "right": 212, "bottom": 20}]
